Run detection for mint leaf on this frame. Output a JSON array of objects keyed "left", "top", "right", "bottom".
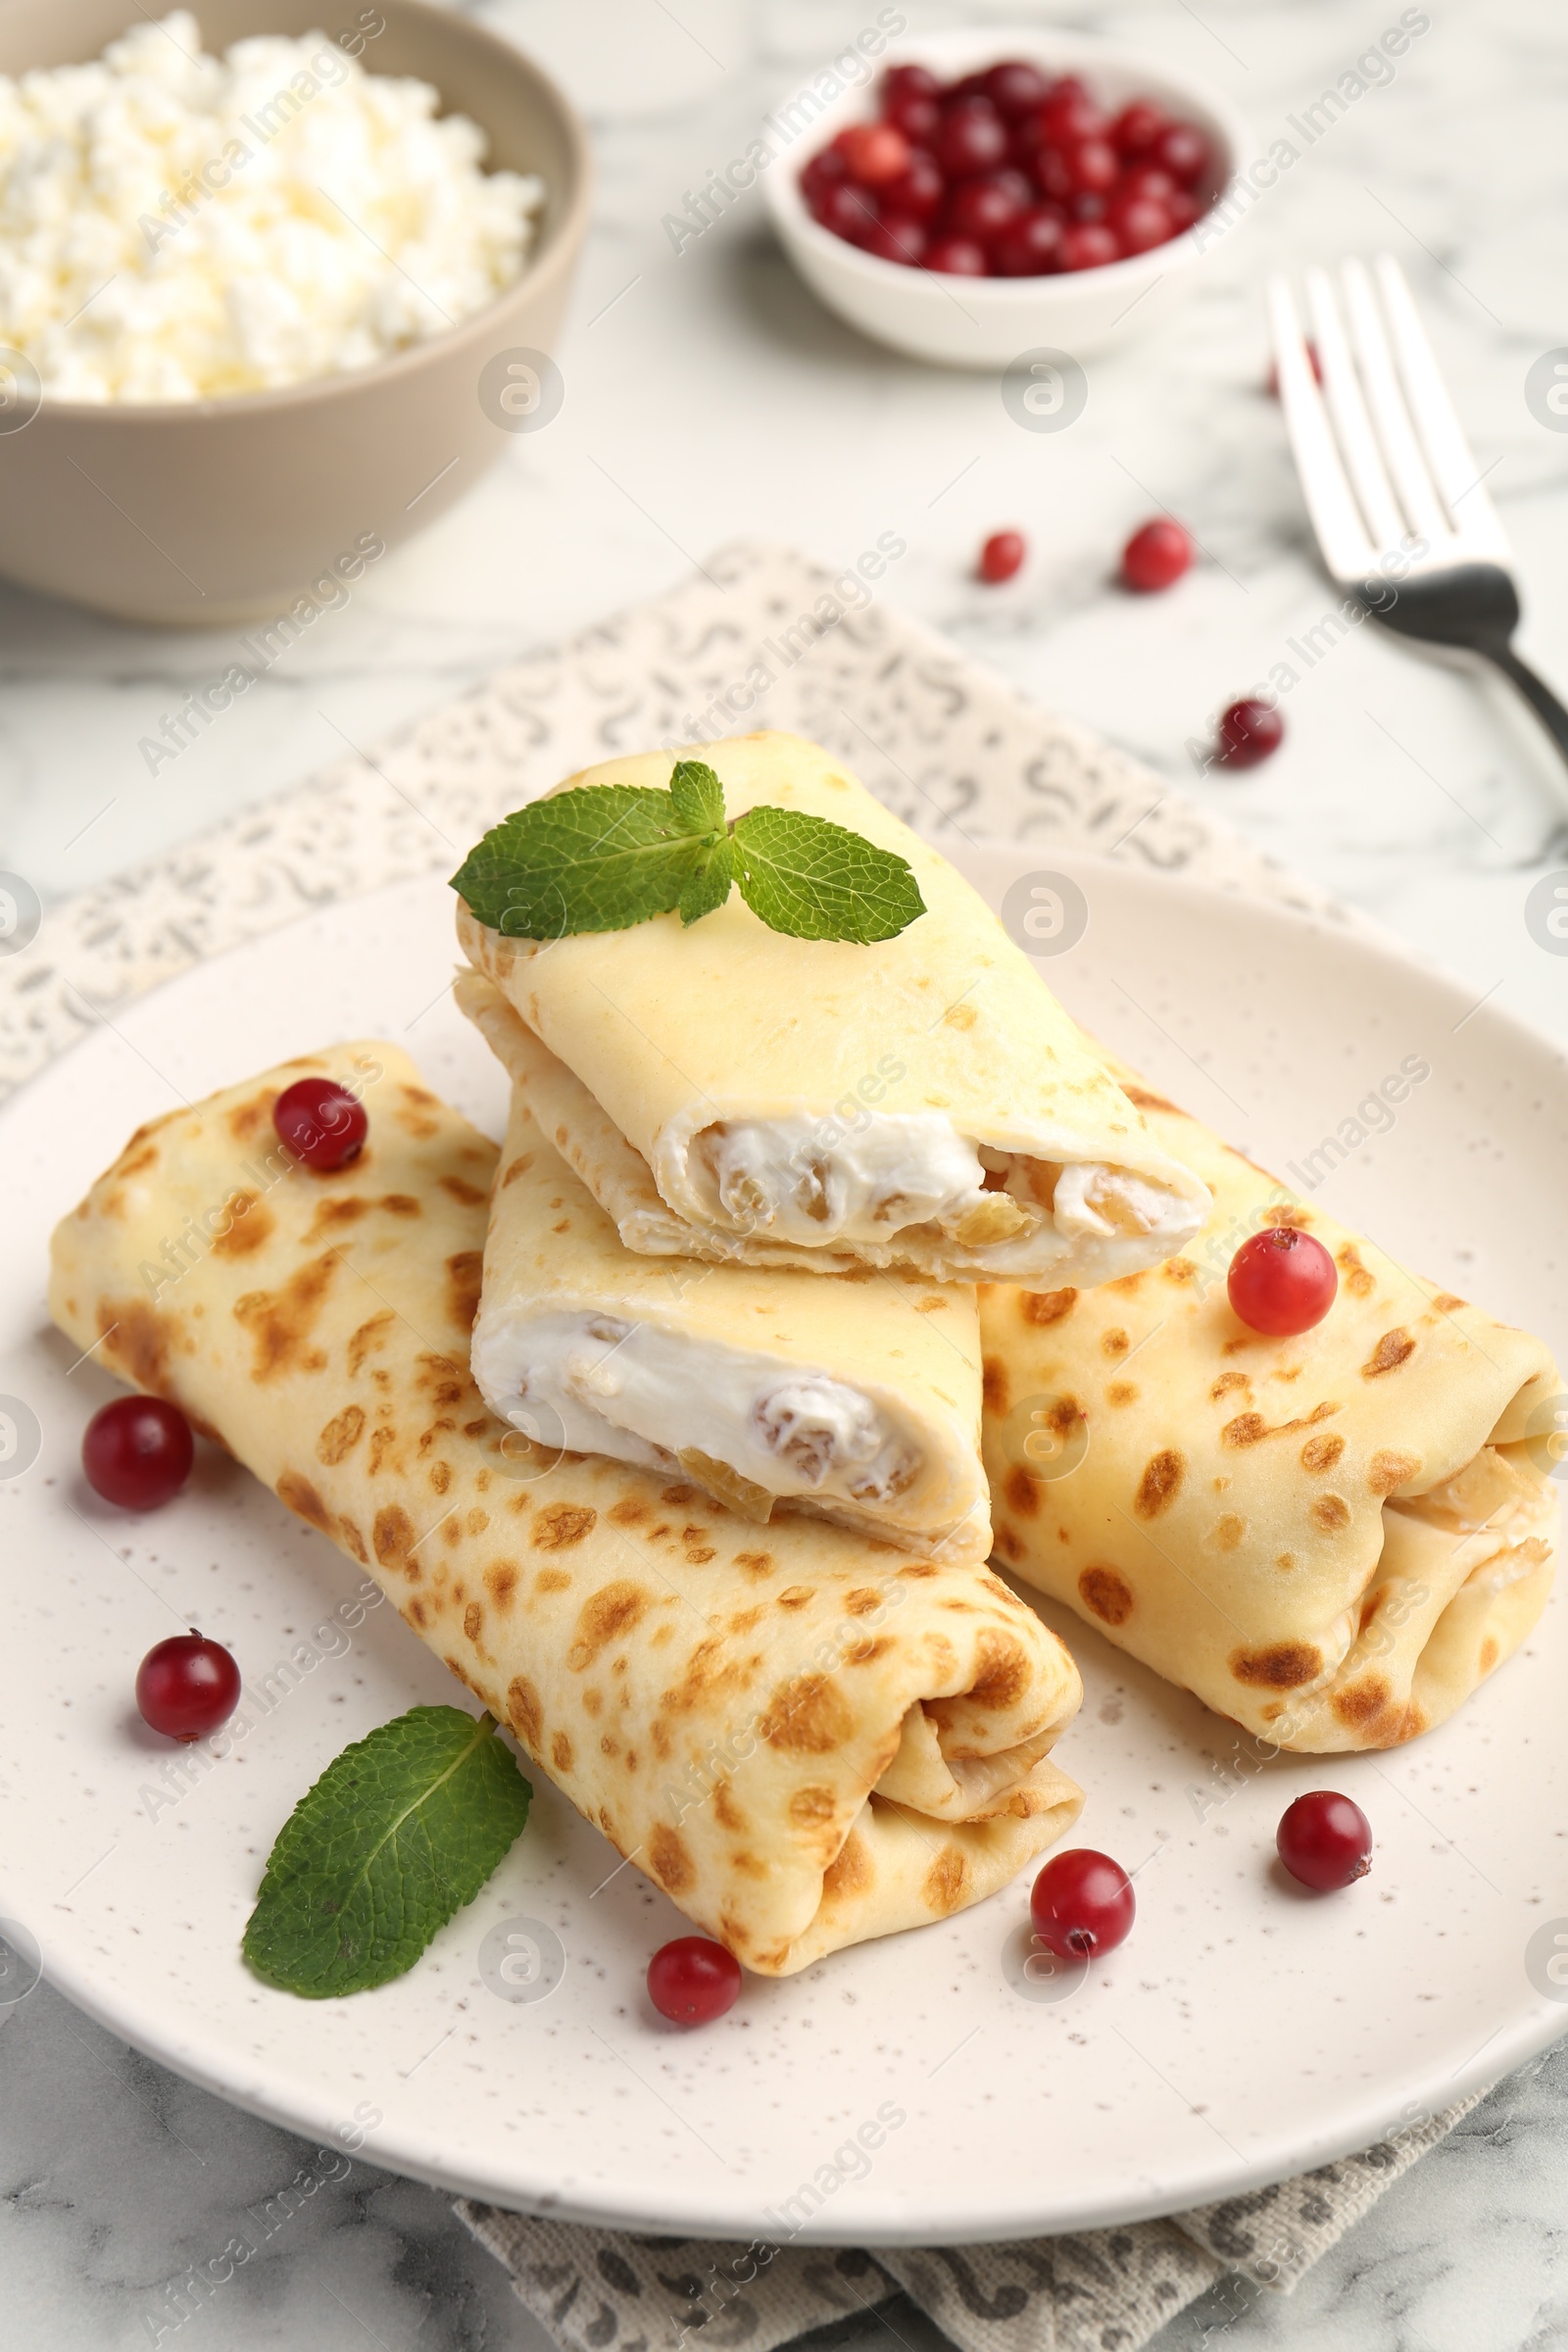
[
  {"left": 731, "top": 806, "right": 926, "bottom": 943},
  {"left": 243, "top": 1707, "right": 531, "bottom": 1998},
  {"left": 678, "top": 834, "right": 734, "bottom": 926},
  {"left": 450, "top": 786, "right": 708, "bottom": 937},
  {"left": 668, "top": 758, "right": 725, "bottom": 834}
]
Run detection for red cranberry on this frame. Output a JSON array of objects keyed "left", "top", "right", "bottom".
[
  {"left": 936, "top": 97, "right": 1008, "bottom": 177},
  {"left": 881, "top": 62, "right": 939, "bottom": 105},
  {"left": 992, "top": 205, "right": 1064, "bottom": 276},
  {"left": 1122, "top": 516, "right": 1192, "bottom": 592},
  {"left": 1060, "top": 137, "right": 1119, "bottom": 195},
  {"left": 273, "top": 1076, "right": 368, "bottom": 1172},
  {"left": 1120, "top": 163, "right": 1177, "bottom": 204},
  {"left": 1277, "top": 1792, "right": 1372, "bottom": 1891},
  {"left": 1165, "top": 188, "right": 1202, "bottom": 230},
  {"left": 1106, "top": 192, "right": 1173, "bottom": 254},
  {"left": 946, "top": 71, "right": 993, "bottom": 104},
  {"left": 136, "top": 1631, "right": 241, "bottom": 1742},
  {"left": 885, "top": 89, "right": 939, "bottom": 143},
  {"left": 881, "top": 150, "right": 944, "bottom": 221},
  {"left": 925, "top": 234, "right": 989, "bottom": 275},
  {"left": 815, "top": 182, "right": 880, "bottom": 244},
  {"left": 1228, "top": 1225, "right": 1337, "bottom": 1335},
  {"left": 83, "top": 1396, "right": 194, "bottom": 1509},
  {"left": 946, "top": 170, "right": 1030, "bottom": 242},
  {"left": 1069, "top": 191, "right": 1108, "bottom": 223},
  {"left": 983, "top": 60, "right": 1052, "bottom": 119},
  {"left": 1111, "top": 99, "right": 1168, "bottom": 154},
  {"left": 860, "top": 213, "right": 927, "bottom": 265},
  {"left": 1030, "top": 1849, "right": 1135, "bottom": 1959},
  {"left": 1217, "top": 695, "right": 1285, "bottom": 767},
  {"left": 1033, "top": 146, "right": 1074, "bottom": 203},
  {"left": 1036, "top": 87, "right": 1110, "bottom": 146},
  {"left": 800, "top": 148, "right": 848, "bottom": 220},
  {"left": 1153, "top": 122, "right": 1210, "bottom": 183},
  {"left": 834, "top": 122, "right": 910, "bottom": 188},
  {"left": 1058, "top": 221, "right": 1120, "bottom": 271},
  {"left": 647, "top": 1936, "right": 742, "bottom": 2025},
  {"left": 978, "top": 529, "right": 1026, "bottom": 584}
]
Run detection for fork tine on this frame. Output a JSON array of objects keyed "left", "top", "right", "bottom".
[
  {"left": 1373, "top": 254, "right": 1512, "bottom": 561},
  {"left": 1265, "top": 275, "right": 1377, "bottom": 585},
  {"left": 1304, "top": 266, "right": 1405, "bottom": 558},
  {"left": 1340, "top": 258, "right": 1449, "bottom": 549}
]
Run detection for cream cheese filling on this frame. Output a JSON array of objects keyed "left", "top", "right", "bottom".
[
  {"left": 470, "top": 1309, "right": 924, "bottom": 1519},
  {"left": 688, "top": 1112, "right": 1200, "bottom": 1268}
]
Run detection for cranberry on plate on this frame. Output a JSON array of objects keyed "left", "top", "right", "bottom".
[
  {"left": 1216, "top": 696, "right": 1285, "bottom": 767},
  {"left": 648, "top": 1936, "right": 742, "bottom": 2024},
  {"left": 1121, "top": 516, "right": 1192, "bottom": 592},
  {"left": 83, "top": 1396, "right": 194, "bottom": 1510},
  {"left": 136, "top": 1631, "right": 242, "bottom": 1742},
  {"left": 1277, "top": 1791, "right": 1373, "bottom": 1890},
  {"left": 978, "top": 528, "right": 1027, "bottom": 583},
  {"left": 1030, "top": 1848, "right": 1136, "bottom": 1959},
  {"left": 802, "top": 59, "right": 1213, "bottom": 277},
  {"left": 1228, "top": 1225, "right": 1338, "bottom": 1337}
]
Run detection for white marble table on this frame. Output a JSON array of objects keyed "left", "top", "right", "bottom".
[{"left": 4, "top": 0, "right": 1568, "bottom": 2343}]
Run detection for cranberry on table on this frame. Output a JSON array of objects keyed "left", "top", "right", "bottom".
[
  {"left": 978, "top": 529, "right": 1026, "bottom": 584},
  {"left": 1216, "top": 696, "right": 1285, "bottom": 767},
  {"left": 1030, "top": 1848, "right": 1135, "bottom": 1959},
  {"left": 1122, "top": 516, "right": 1193, "bottom": 592},
  {"left": 136, "top": 1631, "right": 242, "bottom": 1742},
  {"left": 1277, "top": 1791, "right": 1373, "bottom": 1891},
  {"left": 647, "top": 1936, "right": 742, "bottom": 2024},
  {"left": 1228, "top": 1225, "right": 1338, "bottom": 1336},
  {"left": 833, "top": 121, "right": 910, "bottom": 187},
  {"left": 83, "top": 1396, "right": 194, "bottom": 1510},
  {"left": 1058, "top": 221, "right": 1120, "bottom": 271},
  {"left": 925, "top": 233, "right": 989, "bottom": 275},
  {"left": 935, "top": 96, "right": 1008, "bottom": 177},
  {"left": 272, "top": 1075, "right": 368, "bottom": 1171},
  {"left": 992, "top": 205, "right": 1064, "bottom": 276}
]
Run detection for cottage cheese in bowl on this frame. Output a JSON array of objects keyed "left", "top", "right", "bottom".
[{"left": 0, "top": 11, "right": 545, "bottom": 401}]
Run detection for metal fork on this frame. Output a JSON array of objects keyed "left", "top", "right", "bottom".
[{"left": 1267, "top": 254, "right": 1568, "bottom": 771}]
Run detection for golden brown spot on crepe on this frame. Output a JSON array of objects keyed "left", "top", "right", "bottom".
[
  {"left": 439, "top": 1173, "right": 488, "bottom": 1207},
  {"left": 900, "top": 1560, "right": 939, "bottom": 1578},
  {"left": 534, "top": 1568, "right": 570, "bottom": 1596},
  {"left": 119, "top": 1138, "right": 161, "bottom": 1177},
  {"left": 648, "top": 1824, "right": 695, "bottom": 1895},
  {"left": 1222, "top": 1413, "right": 1268, "bottom": 1448},
  {"left": 732, "top": 1549, "right": 774, "bottom": 1578},
  {"left": 348, "top": 1312, "right": 394, "bottom": 1374},
  {"left": 789, "top": 1785, "right": 835, "bottom": 1827},
  {"left": 822, "top": 1832, "right": 872, "bottom": 1900},
  {"left": 428, "top": 1460, "right": 452, "bottom": 1496},
  {"left": 1336, "top": 1244, "right": 1376, "bottom": 1299},
  {"left": 967, "top": 1631, "right": 1032, "bottom": 1710},
  {"left": 1079, "top": 1565, "right": 1134, "bottom": 1625},
  {"left": 1311, "top": 1494, "right": 1350, "bottom": 1533},
  {"left": 276, "top": 1470, "right": 331, "bottom": 1531},
  {"left": 406, "top": 1596, "right": 429, "bottom": 1630},
  {"left": 461, "top": 1601, "right": 482, "bottom": 1643},
  {"left": 600, "top": 1734, "right": 621, "bottom": 1760},
  {"left": 1021, "top": 1287, "right": 1077, "bottom": 1327},
  {"left": 541, "top": 1730, "right": 571, "bottom": 1775},
  {"left": 506, "top": 1676, "right": 543, "bottom": 1747},
  {"left": 368, "top": 1426, "right": 399, "bottom": 1478},
  {"left": 942, "top": 1001, "right": 978, "bottom": 1033},
  {"left": 395, "top": 1086, "right": 441, "bottom": 1140},
  {"left": 923, "top": 1847, "right": 969, "bottom": 1916},
  {"left": 1300, "top": 1433, "right": 1345, "bottom": 1474},
  {"left": 1231, "top": 1642, "right": 1322, "bottom": 1690},
  {"left": 844, "top": 1635, "right": 894, "bottom": 1666},
  {"left": 609, "top": 1499, "right": 648, "bottom": 1528},
  {"left": 1106, "top": 1381, "right": 1140, "bottom": 1405},
  {"left": 1162, "top": 1257, "right": 1199, "bottom": 1284},
  {"left": 316, "top": 1404, "right": 366, "bottom": 1466},
  {"left": 501, "top": 1154, "right": 534, "bottom": 1188},
  {"left": 1368, "top": 1448, "right": 1420, "bottom": 1495},
  {"left": 533, "top": 1503, "right": 596, "bottom": 1551},
  {"left": 379, "top": 1194, "right": 420, "bottom": 1217},
  {"left": 1480, "top": 1636, "right": 1499, "bottom": 1673},
  {"left": 233, "top": 1254, "right": 338, "bottom": 1380},
  {"left": 1434, "top": 1292, "right": 1467, "bottom": 1313},
  {"left": 1102, "top": 1328, "right": 1131, "bottom": 1359},
  {"left": 1332, "top": 1673, "right": 1393, "bottom": 1730},
  {"left": 661, "top": 1482, "right": 699, "bottom": 1506},
  {"left": 1004, "top": 1464, "right": 1040, "bottom": 1519},
  {"left": 775, "top": 1585, "right": 813, "bottom": 1609},
  {"left": 684, "top": 1542, "right": 717, "bottom": 1565},
  {"left": 994, "top": 1528, "right": 1024, "bottom": 1564},
  {"left": 1106, "top": 1273, "right": 1146, "bottom": 1297},
  {"left": 760, "top": 1673, "right": 853, "bottom": 1753},
  {"left": 841, "top": 1589, "right": 883, "bottom": 1617},
  {"left": 1209, "top": 1513, "right": 1247, "bottom": 1552},
  {"left": 335, "top": 1515, "right": 368, "bottom": 1564},
  {"left": 484, "top": 1562, "right": 519, "bottom": 1610},
  {"left": 729, "top": 1851, "right": 767, "bottom": 1878},
  {"left": 914, "top": 1295, "right": 948, "bottom": 1313},
  {"left": 1210, "top": 1372, "right": 1250, "bottom": 1402},
  {"left": 566, "top": 1582, "right": 649, "bottom": 1672},
  {"left": 445, "top": 1250, "right": 484, "bottom": 1335},
  {"left": 712, "top": 1783, "right": 746, "bottom": 1833},
  {"left": 1135, "top": 1449, "right": 1184, "bottom": 1517},
  {"left": 211, "top": 1193, "right": 274, "bottom": 1257},
  {"left": 982, "top": 1357, "right": 1008, "bottom": 1415},
  {"left": 1363, "top": 1329, "right": 1416, "bottom": 1378},
  {"left": 300, "top": 1196, "right": 368, "bottom": 1246},
  {"left": 226, "top": 1092, "right": 272, "bottom": 1142},
  {"left": 1122, "top": 1085, "right": 1180, "bottom": 1114},
  {"left": 372, "top": 1504, "right": 416, "bottom": 1577}
]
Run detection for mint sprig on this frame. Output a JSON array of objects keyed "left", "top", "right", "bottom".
[
  {"left": 450, "top": 759, "right": 925, "bottom": 945},
  {"left": 243, "top": 1706, "right": 531, "bottom": 1999}
]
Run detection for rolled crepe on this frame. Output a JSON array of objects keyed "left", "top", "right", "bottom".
[
  {"left": 981, "top": 1057, "right": 1561, "bottom": 1751},
  {"left": 49, "top": 1044, "right": 1084, "bottom": 1975},
  {"left": 457, "top": 730, "right": 1210, "bottom": 1286},
  {"left": 459, "top": 970, "right": 990, "bottom": 1560}
]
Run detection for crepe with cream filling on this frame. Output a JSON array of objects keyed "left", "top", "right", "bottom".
[
  {"left": 456, "top": 731, "right": 1210, "bottom": 1285},
  {"left": 460, "top": 971, "right": 990, "bottom": 1560},
  {"left": 981, "top": 1057, "right": 1561, "bottom": 1751},
  {"left": 48, "top": 1042, "right": 1085, "bottom": 1975}
]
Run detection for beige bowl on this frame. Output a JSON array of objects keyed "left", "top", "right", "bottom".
[{"left": 0, "top": 0, "right": 590, "bottom": 625}]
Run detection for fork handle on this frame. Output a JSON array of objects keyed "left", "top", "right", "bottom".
[{"left": 1487, "top": 646, "right": 1568, "bottom": 771}]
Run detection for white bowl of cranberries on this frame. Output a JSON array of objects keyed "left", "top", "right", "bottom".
[{"left": 763, "top": 28, "right": 1249, "bottom": 368}]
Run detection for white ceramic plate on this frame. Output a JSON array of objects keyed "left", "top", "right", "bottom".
[{"left": 3, "top": 847, "right": 1566, "bottom": 2246}]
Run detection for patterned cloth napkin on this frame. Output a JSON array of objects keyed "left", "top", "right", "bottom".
[{"left": 0, "top": 543, "right": 1485, "bottom": 2351}]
